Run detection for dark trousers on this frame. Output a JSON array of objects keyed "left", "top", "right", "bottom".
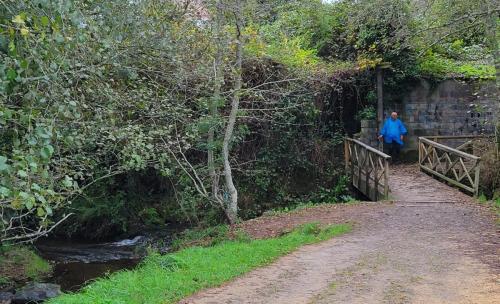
[{"left": 384, "top": 142, "right": 401, "bottom": 162}]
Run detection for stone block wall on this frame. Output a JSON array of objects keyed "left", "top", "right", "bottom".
[
  {"left": 383, "top": 79, "right": 499, "bottom": 151},
  {"left": 355, "top": 120, "right": 379, "bottom": 148}
]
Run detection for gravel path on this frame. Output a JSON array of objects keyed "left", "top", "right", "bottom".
[{"left": 181, "top": 165, "right": 499, "bottom": 304}]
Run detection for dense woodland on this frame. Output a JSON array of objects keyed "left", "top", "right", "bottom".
[{"left": 0, "top": 0, "right": 498, "bottom": 243}]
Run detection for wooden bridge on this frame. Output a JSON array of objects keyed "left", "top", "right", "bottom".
[{"left": 344, "top": 135, "right": 495, "bottom": 201}]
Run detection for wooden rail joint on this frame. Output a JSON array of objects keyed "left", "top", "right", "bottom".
[{"left": 344, "top": 138, "right": 391, "bottom": 201}]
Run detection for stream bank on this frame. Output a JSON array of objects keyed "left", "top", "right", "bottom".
[
  {"left": 0, "top": 230, "right": 176, "bottom": 303},
  {"left": 36, "top": 230, "right": 174, "bottom": 292}
]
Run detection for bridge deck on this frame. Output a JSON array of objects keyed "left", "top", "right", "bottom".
[{"left": 389, "top": 164, "right": 474, "bottom": 203}]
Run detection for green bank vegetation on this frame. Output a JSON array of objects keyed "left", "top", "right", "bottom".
[
  {"left": 0, "top": 246, "right": 52, "bottom": 289},
  {"left": 48, "top": 223, "right": 351, "bottom": 304}
]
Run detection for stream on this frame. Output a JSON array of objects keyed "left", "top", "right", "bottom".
[{"left": 35, "top": 232, "right": 173, "bottom": 291}]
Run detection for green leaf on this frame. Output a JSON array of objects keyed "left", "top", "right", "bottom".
[
  {"left": 0, "top": 187, "right": 11, "bottom": 198},
  {"left": 31, "top": 183, "right": 41, "bottom": 191},
  {"left": 25, "top": 198, "right": 34, "bottom": 210},
  {"left": 18, "top": 191, "right": 30, "bottom": 199},
  {"left": 36, "top": 127, "right": 52, "bottom": 139},
  {"left": 41, "top": 16, "right": 50, "bottom": 27},
  {"left": 17, "top": 170, "right": 28, "bottom": 178},
  {"left": 29, "top": 162, "right": 38, "bottom": 171},
  {"left": 37, "top": 207, "right": 46, "bottom": 217},
  {"left": 0, "top": 156, "right": 10, "bottom": 172},
  {"left": 12, "top": 14, "right": 25, "bottom": 25},
  {"left": 40, "top": 145, "right": 54, "bottom": 159},
  {"left": 20, "top": 59, "right": 29, "bottom": 69},
  {"left": 6, "top": 68, "right": 17, "bottom": 81},
  {"left": 62, "top": 175, "right": 73, "bottom": 188}
]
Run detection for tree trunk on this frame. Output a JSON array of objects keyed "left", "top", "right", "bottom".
[
  {"left": 208, "top": 1, "right": 225, "bottom": 200},
  {"left": 221, "top": 0, "right": 243, "bottom": 224},
  {"left": 376, "top": 66, "right": 384, "bottom": 151},
  {"left": 485, "top": 1, "right": 499, "bottom": 157}
]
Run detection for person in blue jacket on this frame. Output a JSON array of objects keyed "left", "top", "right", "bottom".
[{"left": 378, "top": 112, "right": 407, "bottom": 162}]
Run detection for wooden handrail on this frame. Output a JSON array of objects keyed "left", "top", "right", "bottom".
[
  {"left": 424, "top": 135, "right": 494, "bottom": 140},
  {"left": 345, "top": 138, "right": 391, "bottom": 159},
  {"left": 419, "top": 137, "right": 480, "bottom": 160},
  {"left": 418, "top": 137, "right": 481, "bottom": 196},
  {"left": 344, "top": 138, "right": 390, "bottom": 201}
]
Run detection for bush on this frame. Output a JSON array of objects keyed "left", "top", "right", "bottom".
[
  {"left": 418, "top": 51, "right": 495, "bottom": 79},
  {"left": 356, "top": 106, "right": 376, "bottom": 120},
  {"left": 480, "top": 148, "right": 500, "bottom": 199}
]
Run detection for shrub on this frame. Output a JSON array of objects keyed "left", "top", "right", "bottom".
[
  {"left": 479, "top": 148, "right": 500, "bottom": 199},
  {"left": 356, "top": 106, "right": 376, "bottom": 120}
]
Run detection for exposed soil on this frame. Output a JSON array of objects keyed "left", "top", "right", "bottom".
[{"left": 181, "top": 165, "right": 499, "bottom": 304}]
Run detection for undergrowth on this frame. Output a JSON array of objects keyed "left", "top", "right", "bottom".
[
  {"left": 0, "top": 246, "right": 52, "bottom": 288},
  {"left": 418, "top": 51, "right": 495, "bottom": 80},
  {"left": 48, "top": 222, "right": 351, "bottom": 304}
]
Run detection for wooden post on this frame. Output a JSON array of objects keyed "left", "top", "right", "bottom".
[
  {"left": 344, "top": 139, "right": 349, "bottom": 172},
  {"left": 473, "top": 160, "right": 480, "bottom": 197},
  {"left": 384, "top": 158, "right": 389, "bottom": 199},
  {"left": 365, "top": 153, "right": 371, "bottom": 199},
  {"left": 350, "top": 144, "right": 355, "bottom": 188},
  {"left": 376, "top": 66, "right": 384, "bottom": 152},
  {"left": 418, "top": 138, "right": 422, "bottom": 169},
  {"left": 374, "top": 155, "right": 379, "bottom": 201},
  {"left": 358, "top": 148, "right": 364, "bottom": 192}
]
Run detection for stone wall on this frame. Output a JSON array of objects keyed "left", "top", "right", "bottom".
[
  {"left": 383, "top": 79, "right": 499, "bottom": 151},
  {"left": 355, "top": 120, "right": 379, "bottom": 148}
]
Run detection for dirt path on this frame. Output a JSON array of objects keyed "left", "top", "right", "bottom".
[{"left": 181, "top": 165, "right": 499, "bottom": 304}]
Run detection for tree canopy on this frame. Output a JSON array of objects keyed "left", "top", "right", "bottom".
[{"left": 1, "top": 0, "right": 498, "bottom": 242}]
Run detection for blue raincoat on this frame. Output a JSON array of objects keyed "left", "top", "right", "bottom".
[{"left": 380, "top": 118, "right": 407, "bottom": 145}]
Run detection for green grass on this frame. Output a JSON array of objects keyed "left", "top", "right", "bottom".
[
  {"left": 478, "top": 193, "right": 488, "bottom": 203},
  {"left": 170, "top": 225, "right": 231, "bottom": 251},
  {"left": 476, "top": 193, "right": 500, "bottom": 225},
  {"left": 48, "top": 223, "right": 351, "bottom": 304}
]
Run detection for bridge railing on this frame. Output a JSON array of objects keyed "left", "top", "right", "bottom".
[
  {"left": 418, "top": 136, "right": 483, "bottom": 196},
  {"left": 424, "top": 135, "right": 495, "bottom": 156},
  {"left": 344, "top": 138, "right": 391, "bottom": 201}
]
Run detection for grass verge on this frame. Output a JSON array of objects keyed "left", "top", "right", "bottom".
[
  {"left": 477, "top": 193, "right": 500, "bottom": 225},
  {"left": 263, "top": 200, "right": 360, "bottom": 217},
  {"left": 48, "top": 222, "right": 351, "bottom": 304}
]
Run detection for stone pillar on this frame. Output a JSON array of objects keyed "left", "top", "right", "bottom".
[{"left": 356, "top": 119, "right": 378, "bottom": 148}]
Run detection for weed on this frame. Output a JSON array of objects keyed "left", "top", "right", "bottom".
[
  {"left": 170, "top": 225, "right": 230, "bottom": 250},
  {"left": 478, "top": 193, "right": 488, "bottom": 203}
]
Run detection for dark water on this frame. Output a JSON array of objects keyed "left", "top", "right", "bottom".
[
  {"left": 35, "top": 234, "right": 172, "bottom": 292},
  {"left": 50, "top": 259, "right": 140, "bottom": 291}
]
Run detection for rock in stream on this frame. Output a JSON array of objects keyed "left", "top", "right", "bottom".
[{"left": 11, "top": 283, "right": 61, "bottom": 304}]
